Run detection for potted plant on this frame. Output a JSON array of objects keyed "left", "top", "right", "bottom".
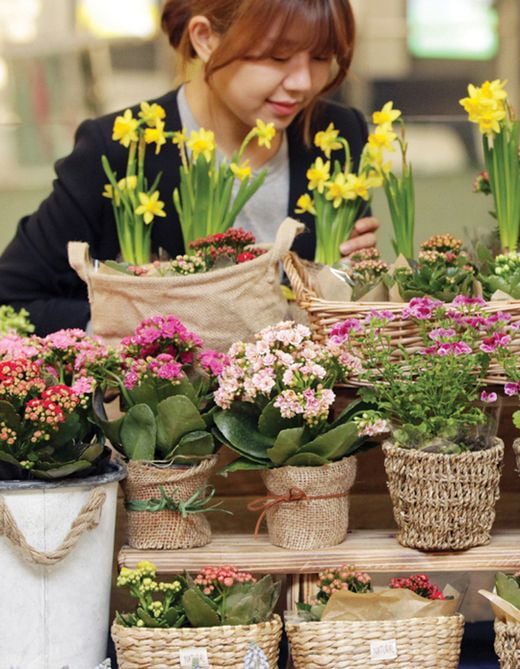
[
  {"left": 0, "top": 328, "right": 125, "bottom": 669},
  {"left": 212, "top": 320, "right": 379, "bottom": 550},
  {"left": 330, "top": 296, "right": 509, "bottom": 550},
  {"left": 111, "top": 561, "right": 282, "bottom": 668},
  {"left": 287, "top": 565, "right": 463, "bottom": 668},
  {"left": 69, "top": 103, "right": 301, "bottom": 351},
  {"left": 481, "top": 572, "right": 520, "bottom": 668},
  {"left": 94, "top": 314, "right": 229, "bottom": 550}
]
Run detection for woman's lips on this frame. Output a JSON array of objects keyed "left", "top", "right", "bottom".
[{"left": 267, "top": 99, "right": 300, "bottom": 116}]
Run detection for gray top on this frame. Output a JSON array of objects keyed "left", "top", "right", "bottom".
[{"left": 177, "top": 86, "right": 289, "bottom": 243}]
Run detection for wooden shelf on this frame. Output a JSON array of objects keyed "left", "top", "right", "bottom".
[{"left": 119, "top": 529, "right": 520, "bottom": 574}]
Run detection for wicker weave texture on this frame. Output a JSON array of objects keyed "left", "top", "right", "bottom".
[
  {"left": 122, "top": 457, "right": 217, "bottom": 550},
  {"left": 284, "top": 251, "right": 520, "bottom": 385},
  {"left": 514, "top": 440, "right": 520, "bottom": 478},
  {"left": 111, "top": 615, "right": 282, "bottom": 669},
  {"left": 494, "top": 619, "right": 520, "bottom": 669},
  {"left": 286, "top": 614, "right": 464, "bottom": 668},
  {"left": 260, "top": 457, "right": 356, "bottom": 551},
  {"left": 383, "top": 440, "right": 504, "bottom": 551}
]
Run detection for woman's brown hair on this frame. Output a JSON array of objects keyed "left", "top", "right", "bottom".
[{"left": 161, "top": 0, "right": 356, "bottom": 138}]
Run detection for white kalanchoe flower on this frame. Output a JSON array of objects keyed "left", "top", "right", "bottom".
[{"left": 243, "top": 642, "right": 269, "bottom": 669}]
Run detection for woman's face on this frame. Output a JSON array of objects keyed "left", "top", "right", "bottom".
[{"left": 208, "top": 20, "right": 333, "bottom": 133}]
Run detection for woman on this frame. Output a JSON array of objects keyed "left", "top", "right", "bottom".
[{"left": 0, "top": 0, "right": 378, "bottom": 335}]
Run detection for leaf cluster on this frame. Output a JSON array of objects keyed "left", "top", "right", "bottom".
[{"left": 391, "top": 260, "right": 476, "bottom": 302}]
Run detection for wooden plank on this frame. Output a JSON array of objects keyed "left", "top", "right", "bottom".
[{"left": 119, "top": 529, "right": 520, "bottom": 574}]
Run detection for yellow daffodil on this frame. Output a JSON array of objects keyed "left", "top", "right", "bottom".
[
  {"left": 138, "top": 102, "right": 166, "bottom": 127},
  {"left": 172, "top": 128, "right": 187, "bottom": 145},
  {"left": 230, "top": 160, "right": 252, "bottom": 181},
  {"left": 459, "top": 80, "right": 508, "bottom": 135},
  {"left": 295, "top": 193, "right": 316, "bottom": 215},
  {"left": 344, "top": 173, "right": 382, "bottom": 201},
  {"left": 314, "top": 122, "right": 342, "bottom": 158},
  {"left": 102, "top": 184, "right": 114, "bottom": 200},
  {"left": 187, "top": 128, "right": 216, "bottom": 162},
  {"left": 325, "top": 173, "right": 353, "bottom": 208},
  {"left": 135, "top": 191, "right": 167, "bottom": 224},
  {"left": 372, "top": 101, "right": 401, "bottom": 127},
  {"left": 254, "top": 119, "right": 276, "bottom": 149},
  {"left": 368, "top": 125, "right": 397, "bottom": 152},
  {"left": 306, "top": 157, "right": 330, "bottom": 193},
  {"left": 144, "top": 119, "right": 167, "bottom": 154},
  {"left": 364, "top": 145, "right": 392, "bottom": 175},
  {"left": 112, "top": 109, "right": 139, "bottom": 148},
  {"left": 118, "top": 175, "right": 138, "bottom": 190}
]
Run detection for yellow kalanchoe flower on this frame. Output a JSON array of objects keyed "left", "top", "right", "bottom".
[
  {"left": 306, "top": 157, "right": 330, "bottom": 193},
  {"left": 254, "top": 119, "right": 276, "bottom": 149},
  {"left": 314, "top": 122, "right": 342, "bottom": 158},
  {"left": 368, "top": 125, "right": 397, "bottom": 152},
  {"left": 135, "top": 191, "right": 167, "bottom": 224},
  {"left": 295, "top": 193, "right": 316, "bottom": 215},
  {"left": 372, "top": 101, "right": 401, "bottom": 127},
  {"left": 230, "top": 160, "right": 252, "bottom": 181},
  {"left": 138, "top": 101, "right": 166, "bottom": 128},
  {"left": 144, "top": 119, "right": 167, "bottom": 154},
  {"left": 112, "top": 109, "right": 139, "bottom": 148},
  {"left": 187, "top": 128, "right": 216, "bottom": 162}
]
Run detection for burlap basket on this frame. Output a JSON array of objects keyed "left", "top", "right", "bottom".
[
  {"left": 494, "top": 619, "right": 520, "bottom": 669},
  {"left": 111, "top": 615, "right": 283, "bottom": 669},
  {"left": 383, "top": 439, "right": 504, "bottom": 551},
  {"left": 122, "top": 456, "right": 218, "bottom": 549},
  {"left": 259, "top": 456, "right": 357, "bottom": 550},
  {"left": 284, "top": 251, "right": 520, "bottom": 385},
  {"left": 68, "top": 218, "right": 304, "bottom": 350},
  {"left": 285, "top": 614, "right": 464, "bottom": 669},
  {"left": 513, "top": 439, "right": 520, "bottom": 477}
]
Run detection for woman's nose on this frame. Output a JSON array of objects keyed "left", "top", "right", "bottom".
[{"left": 283, "top": 52, "right": 313, "bottom": 92}]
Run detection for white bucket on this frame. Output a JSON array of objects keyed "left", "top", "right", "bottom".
[{"left": 0, "top": 462, "right": 126, "bottom": 669}]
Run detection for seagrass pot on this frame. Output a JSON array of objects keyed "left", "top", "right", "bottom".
[
  {"left": 111, "top": 615, "right": 283, "bottom": 669},
  {"left": 285, "top": 614, "right": 465, "bottom": 669},
  {"left": 513, "top": 439, "right": 520, "bottom": 477},
  {"left": 259, "top": 456, "right": 357, "bottom": 550},
  {"left": 122, "top": 456, "right": 218, "bottom": 550},
  {"left": 494, "top": 619, "right": 520, "bottom": 669},
  {"left": 383, "top": 439, "right": 504, "bottom": 551}
]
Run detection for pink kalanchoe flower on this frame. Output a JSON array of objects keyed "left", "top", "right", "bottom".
[
  {"left": 480, "top": 390, "right": 498, "bottom": 403},
  {"left": 199, "top": 350, "right": 230, "bottom": 377}
]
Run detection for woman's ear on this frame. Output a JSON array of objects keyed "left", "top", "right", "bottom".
[{"left": 187, "top": 15, "right": 220, "bottom": 63}]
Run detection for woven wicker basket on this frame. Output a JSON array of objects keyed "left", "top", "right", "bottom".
[
  {"left": 285, "top": 614, "right": 464, "bottom": 668},
  {"left": 111, "top": 615, "right": 283, "bottom": 669},
  {"left": 513, "top": 439, "right": 520, "bottom": 477},
  {"left": 494, "top": 619, "right": 520, "bottom": 669},
  {"left": 260, "top": 456, "right": 356, "bottom": 550},
  {"left": 284, "top": 251, "right": 520, "bottom": 385},
  {"left": 122, "top": 456, "right": 218, "bottom": 550},
  {"left": 383, "top": 439, "right": 504, "bottom": 551}
]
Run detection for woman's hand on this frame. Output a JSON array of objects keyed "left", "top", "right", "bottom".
[{"left": 339, "top": 216, "right": 379, "bottom": 257}]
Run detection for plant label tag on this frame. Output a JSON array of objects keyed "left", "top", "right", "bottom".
[
  {"left": 370, "top": 639, "right": 398, "bottom": 661},
  {"left": 178, "top": 647, "right": 210, "bottom": 668}
]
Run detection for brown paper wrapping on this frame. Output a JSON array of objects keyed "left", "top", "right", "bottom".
[
  {"left": 479, "top": 590, "right": 520, "bottom": 624},
  {"left": 320, "top": 585, "right": 460, "bottom": 622}
]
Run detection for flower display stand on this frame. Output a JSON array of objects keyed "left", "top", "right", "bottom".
[{"left": 119, "top": 529, "right": 520, "bottom": 611}]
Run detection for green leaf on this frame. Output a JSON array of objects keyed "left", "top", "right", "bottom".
[
  {"left": 126, "top": 381, "right": 160, "bottom": 412},
  {"left": 300, "top": 421, "right": 360, "bottom": 460},
  {"left": 258, "top": 400, "right": 302, "bottom": 437},
  {"left": 136, "top": 607, "right": 162, "bottom": 628},
  {"left": 92, "top": 390, "right": 124, "bottom": 446},
  {"left": 120, "top": 404, "right": 156, "bottom": 460},
  {"left": 0, "top": 449, "right": 22, "bottom": 467},
  {"left": 213, "top": 408, "right": 273, "bottom": 462},
  {"left": 79, "top": 441, "right": 105, "bottom": 463},
  {"left": 166, "top": 430, "right": 214, "bottom": 460},
  {"left": 219, "top": 456, "right": 269, "bottom": 475},
  {"left": 31, "top": 459, "right": 93, "bottom": 479},
  {"left": 0, "top": 400, "right": 21, "bottom": 430},
  {"left": 513, "top": 411, "right": 520, "bottom": 430},
  {"left": 46, "top": 412, "right": 84, "bottom": 449},
  {"left": 156, "top": 396, "right": 206, "bottom": 456},
  {"left": 158, "top": 377, "right": 198, "bottom": 405},
  {"left": 496, "top": 572, "right": 520, "bottom": 609},
  {"left": 283, "top": 452, "right": 328, "bottom": 466},
  {"left": 330, "top": 399, "right": 374, "bottom": 429},
  {"left": 266, "top": 427, "right": 305, "bottom": 465},
  {"left": 182, "top": 588, "right": 221, "bottom": 627}
]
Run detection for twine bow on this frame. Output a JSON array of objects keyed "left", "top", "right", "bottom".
[{"left": 247, "top": 487, "right": 348, "bottom": 537}]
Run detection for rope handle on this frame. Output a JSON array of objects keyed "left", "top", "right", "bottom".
[
  {"left": 0, "top": 487, "right": 107, "bottom": 566},
  {"left": 68, "top": 241, "right": 94, "bottom": 301},
  {"left": 247, "top": 486, "right": 349, "bottom": 537},
  {"left": 269, "top": 218, "right": 305, "bottom": 265}
]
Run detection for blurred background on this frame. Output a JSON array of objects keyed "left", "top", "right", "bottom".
[{"left": 0, "top": 0, "right": 518, "bottom": 259}]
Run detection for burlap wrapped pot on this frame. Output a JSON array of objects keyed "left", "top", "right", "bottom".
[
  {"left": 286, "top": 614, "right": 464, "bottom": 669},
  {"left": 513, "top": 439, "right": 520, "bottom": 477},
  {"left": 258, "top": 457, "right": 357, "bottom": 550},
  {"left": 383, "top": 439, "right": 504, "bottom": 551},
  {"left": 111, "top": 615, "right": 283, "bottom": 669},
  {"left": 122, "top": 456, "right": 218, "bottom": 549},
  {"left": 494, "top": 619, "right": 520, "bottom": 669}
]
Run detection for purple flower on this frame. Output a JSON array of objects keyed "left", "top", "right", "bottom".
[
  {"left": 428, "top": 328, "right": 456, "bottom": 341},
  {"left": 480, "top": 390, "right": 497, "bottom": 403},
  {"left": 451, "top": 295, "right": 486, "bottom": 307},
  {"left": 402, "top": 297, "right": 442, "bottom": 320},
  {"left": 329, "top": 318, "right": 363, "bottom": 343},
  {"left": 505, "top": 382, "right": 520, "bottom": 396},
  {"left": 479, "top": 332, "right": 512, "bottom": 353},
  {"left": 199, "top": 350, "right": 230, "bottom": 377}
]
